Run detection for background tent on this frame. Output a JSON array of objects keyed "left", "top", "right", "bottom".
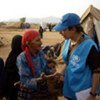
[{"left": 80, "top": 5, "right": 100, "bottom": 49}]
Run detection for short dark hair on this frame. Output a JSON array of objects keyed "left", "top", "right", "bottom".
[{"left": 68, "top": 24, "right": 84, "bottom": 33}]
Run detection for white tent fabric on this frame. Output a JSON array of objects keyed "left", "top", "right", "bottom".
[
  {"left": 81, "top": 5, "right": 100, "bottom": 48},
  {"left": 81, "top": 5, "right": 100, "bottom": 23},
  {"left": 95, "top": 21, "right": 100, "bottom": 45}
]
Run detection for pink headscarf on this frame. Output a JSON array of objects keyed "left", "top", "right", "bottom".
[{"left": 22, "top": 29, "right": 40, "bottom": 76}]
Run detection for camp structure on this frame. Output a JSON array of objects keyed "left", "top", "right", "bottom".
[{"left": 80, "top": 5, "right": 100, "bottom": 49}]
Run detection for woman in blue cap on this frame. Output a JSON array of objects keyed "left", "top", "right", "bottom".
[{"left": 53, "top": 13, "right": 100, "bottom": 100}]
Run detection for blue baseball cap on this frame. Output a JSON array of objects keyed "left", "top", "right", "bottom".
[{"left": 53, "top": 13, "right": 80, "bottom": 31}]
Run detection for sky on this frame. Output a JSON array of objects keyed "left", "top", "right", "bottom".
[{"left": 0, "top": 0, "right": 100, "bottom": 21}]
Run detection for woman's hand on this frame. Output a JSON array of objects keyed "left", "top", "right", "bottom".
[
  {"left": 87, "top": 95, "right": 96, "bottom": 100},
  {"left": 42, "top": 74, "right": 55, "bottom": 80},
  {"left": 36, "top": 77, "right": 43, "bottom": 82},
  {"left": 52, "top": 71, "right": 64, "bottom": 82}
]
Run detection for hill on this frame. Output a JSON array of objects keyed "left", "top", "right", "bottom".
[{"left": 2, "top": 16, "right": 60, "bottom": 24}]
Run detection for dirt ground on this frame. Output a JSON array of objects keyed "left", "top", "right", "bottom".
[{"left": 0, "top": 28, "right": 63, "bottom": 61}]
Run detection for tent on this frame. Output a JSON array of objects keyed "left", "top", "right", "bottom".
[{"left": 80, "top": 5, "right": 100, "bottom": 49}]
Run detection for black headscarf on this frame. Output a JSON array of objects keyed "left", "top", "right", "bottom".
[
  {"left": 4, "top": 35, "right": 22, "bottom": 98},
  {"left": 5, "top": 35, "right": 22, "bottom": 73}
]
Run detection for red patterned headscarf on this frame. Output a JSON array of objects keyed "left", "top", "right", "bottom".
[
  {"left": 22, "top": 29, "right": 40, "bottom": 76},
  {"left": 22, "top": 29, "right": 40, "bottom": 50}
]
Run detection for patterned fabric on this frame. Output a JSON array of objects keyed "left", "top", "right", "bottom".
[
  {"left": 22, "top": 29, "right": 40, "bottom": 76},
  {"left": 22, "top": 29, "right": 40, "bottom": 50},
  {"left": 24, "top": 47, "right": 35, "bottom": 76},
  {"left": 17, "top": 50, "right": 56, "bottom": 99}
]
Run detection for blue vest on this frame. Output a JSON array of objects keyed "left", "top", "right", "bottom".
[{"left": 62, "top": 36, "right": 97, "bottom": 99}]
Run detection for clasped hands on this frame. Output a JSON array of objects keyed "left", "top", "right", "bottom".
[{"left": 36, "top": 71, "right": 64, "bottom": 83}]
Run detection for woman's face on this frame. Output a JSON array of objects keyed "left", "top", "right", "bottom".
[
  {"left": 59, "top": 28, "right": 75, "bottom": 39},
  {"left": 60, "top": 29, "right": 70, "bottom": 39},
  {"left": 28, "top": 35, "right": 42, "bottom": 54}
]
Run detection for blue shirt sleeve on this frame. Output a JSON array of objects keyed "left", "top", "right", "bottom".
[{"left": 17, "top": 52, "right": 37, "bottom": 91}]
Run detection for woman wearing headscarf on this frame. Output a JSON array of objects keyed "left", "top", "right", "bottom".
[
  {"left": 17, "top": 29, "right": 57, "bottom": 100},
  {"left": 4, "top": 35, "right": 22, "bottom": 100}
]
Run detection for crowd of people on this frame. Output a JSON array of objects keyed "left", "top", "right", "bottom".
[{"left": 0, "top": 12, "right": 100, "bottom": 100}]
